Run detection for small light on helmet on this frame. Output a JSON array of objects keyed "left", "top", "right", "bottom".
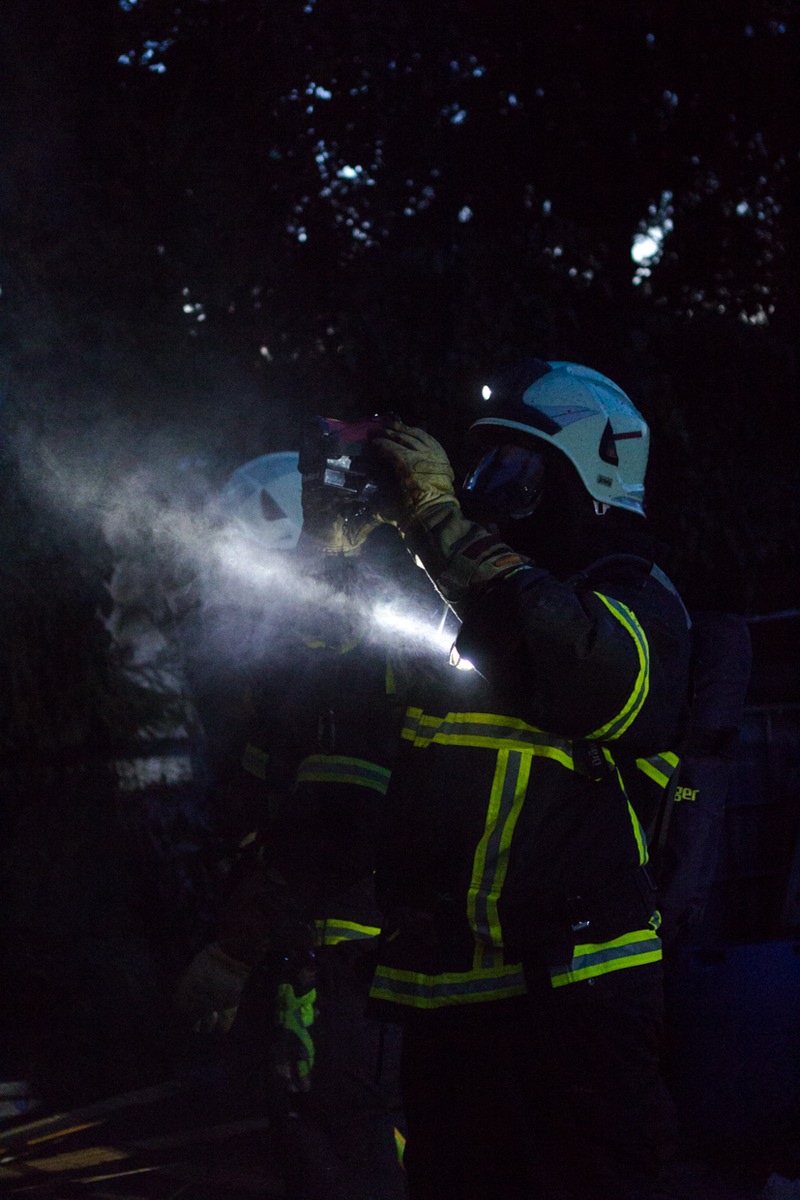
[
  {"left": 481, "top": 385, "right": 492, "bottom": 401},
  {"left": 449, "top": 645, "right": 475, "bottom": 672}
]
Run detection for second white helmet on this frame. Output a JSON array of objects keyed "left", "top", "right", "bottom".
[{"left": 217, "top": 450, "right": 303, "bottom": 551}]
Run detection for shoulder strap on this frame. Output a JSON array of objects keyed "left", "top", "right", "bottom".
[
  {"left": 571, "top": 553, "right": 692, "bottom": 626},
  {"left": 568, "top": 552, "right": 654, "bottom": 590}
]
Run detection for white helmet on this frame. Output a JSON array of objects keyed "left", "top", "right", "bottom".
[
  {"left": 217, "top": 450, "right": 302, "bottom": 550},
  {"left": 469, "top": 359, "right": 649, "bottom": 516}
]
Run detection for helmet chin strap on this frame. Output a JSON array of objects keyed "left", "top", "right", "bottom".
[{"left": 593, "top": 500, "right": 610, "bottom": 516}]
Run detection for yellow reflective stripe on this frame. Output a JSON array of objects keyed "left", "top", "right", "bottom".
[
  {"left": 586, "top": 593, "right": 650, "bottom": 741},
  {"left": 627, "top": 795, "right": 649, "bottom": 865},
  {"left": 393, "top": 1126, "right": 406, "bottom": 1167},
  {"left": 313, "top": 919, "right": 381, "bottom": 946},
  {"left": 467, "top": 749, "right": 531, "bottom": 948},
  {"left": 370, "top": 960, "right": 527, "bottom": 1008},
  {"left": 635, "top": 751, "right": 680, "bottom": 789},
  {"left": 301, "top": 636, "right": 361, "bottom": 654},
  {"left": 401, "top": 708, "right": 575, "bottom": 767},
  {"left": 550, "top": 928, "right": 662, "bottom": 988},
  {"left": 604, "top": 755, "right": 649, "bottom": 866},
  {"left": 296, "top": 755, "right": 391, "bottom": 795},
  {"left": 241, "top": 743, "right": 269, "bottom": 779}
]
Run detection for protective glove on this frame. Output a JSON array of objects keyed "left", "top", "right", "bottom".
[
  {"left": 371, "top": 423, "right": 458, "bottom": 526},
  {"left": 173, "top": 942, "right": 251, "bottom": 1034},
  {"left": 271, "top": 983, "right": 317, "bottom": 1093},
  {"left": 300, "top": 477, "right": 381, "bottom": 556},
  {"left": 373, "top": 422, "right": 529, "bottom": 607}
]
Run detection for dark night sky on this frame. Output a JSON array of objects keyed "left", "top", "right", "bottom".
[{"left": 0, "top": 1, "right": 797, "bottom": 614}]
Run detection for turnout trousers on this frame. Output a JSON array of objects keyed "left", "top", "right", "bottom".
[{"left": 399, "top": 960, "right": 677, "bottom": 1200}]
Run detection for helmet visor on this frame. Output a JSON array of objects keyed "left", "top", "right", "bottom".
[{"left": 461, "top": 443, "right": 549, "bottom": 521}]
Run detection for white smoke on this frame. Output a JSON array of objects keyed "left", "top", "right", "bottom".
[{"left": 13, "top": 422, "right": 453, "bottom": 674}]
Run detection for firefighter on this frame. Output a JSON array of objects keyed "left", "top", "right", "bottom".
[
  {"left": 367, "top": 360, "right": 692, "bottom": 1200},
  {"left": 175, "top": 460, "right": 411, "bottom": 1200}
]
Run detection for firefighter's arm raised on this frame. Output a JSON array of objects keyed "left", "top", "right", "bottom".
[
  {"left": 372, "top": 422, "right": 530, "bottom": 605},
  {"left": 373, "top": 422, "right": 683, "bottom": 744}
]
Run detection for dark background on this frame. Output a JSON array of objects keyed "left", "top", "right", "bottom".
[
  {"left": 0, "top": 0, "right": 798, "bottom": 1171},
  {"left": 1, "top": 0, "right": 798, "bottom": 612}
]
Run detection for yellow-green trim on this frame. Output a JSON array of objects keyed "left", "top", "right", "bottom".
[
  {"left": 626, "top": 794, "right": 649, "bottom": 865},
  {"left": 313, "top": 919, "right": 381, "bottom": 946},
  {"left": 467, "top": 749, "right": 531, "bottom": 949},
  {"left": 635, "top": 751, "right": 680, "bottom": 790},
  {"left": 370, "top": 960, "right": 527, "bottom": 1008},
  {"left": 550, "top": 928, "right": 662, "bottom": 988},
  {"left": 586, "top": 593, "right": 650, "bottom": 741},
  {"left": 296, "top": 754, "right": 391, "bottom": 795},
  {"left": 393, "top": 1126, "right": 406, "bottom": 1166},
  {"left": 301, "top": 636, "right": 361, "bottom": 654},
  {"left": 401, "top": 708, "right": 575, "bottom": 769},
  {"left": 607, "top": 756, "right": 649, "bottom": 865}
]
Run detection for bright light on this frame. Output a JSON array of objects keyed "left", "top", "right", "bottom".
[
  {"left": 631, "top": 232, "right": 662, "bottom": 264},
  {"left": 449, "top": 646, "right": 475, "bottom": 672},
  {"left": 371, "top": 603, "right": 454, "bottom": 657},
  {"left": 481, "top": 385, "right": 492, "bottom": 400},
  {"left": 371, "top": 603, "right": 475, "bottom": 670},
  {"left": 631, "top": 190, "right": 674, "bottom": 283},
  {"left": 206, "top": 548, "right": 461, "bottom": 665}
]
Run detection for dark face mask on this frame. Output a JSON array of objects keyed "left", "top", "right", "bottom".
[{"left": 460, "top": 442, "right": 550, "bottom": 524}]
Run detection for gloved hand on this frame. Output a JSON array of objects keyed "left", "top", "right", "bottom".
[
  {"left": 271, "top": 983, "right": 317, "bottom": 1093},
  {"left": 373, "top": 422, "right": 529, "bottom": 607},
  {"left": 173, "top": 942, "right": 251, "bottom": 1034},
  {"left": 371, "top": 423, "right": 457, "bottom": 528},
  {"left": 300, "top": 477, "right": 381, "bottom": 555}
]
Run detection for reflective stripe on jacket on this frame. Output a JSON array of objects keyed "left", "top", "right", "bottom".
[
  {"left": 313, "top": 917, "right": 381, "bottom": 946},
  {"left": 371, "top": 945, "right": 527, "bottom": 1009},
  {"left": 296, "top": 754, "right": 392, "bottom": 795},
  {"left": 371, "top": 720, "right": 656, "bottom": 1008},
  {"left": 240, "top": 634, "right": 405, "bottom": 959},
  {"left": 371, "top": 567, "right": 691, "bottom": 1013},
  {"left": 549, "top": 926, "right": 662, "bottom": 988}
]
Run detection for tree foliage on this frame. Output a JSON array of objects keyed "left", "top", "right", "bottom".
[{"left": 0, "top": 0, "right": 798, "bottom": 611}]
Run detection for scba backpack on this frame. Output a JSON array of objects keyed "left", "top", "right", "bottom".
[
  {"left": 574, "top": 556, "right": 753, "bottom": 949},
  {"left": 646, "top": 609, "right": 752, "bottom": 946}
]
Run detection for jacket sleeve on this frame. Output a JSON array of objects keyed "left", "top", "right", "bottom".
[{"left": 455, "top": 564, "right": 691, "bottom": 754}]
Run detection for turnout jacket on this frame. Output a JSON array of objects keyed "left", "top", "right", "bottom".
[
  {"left": 218, "top": 622, "right": 406, "bottom": 964},
  {"left": 370, "top": 556, "right": 692, "bottom": 1013}
]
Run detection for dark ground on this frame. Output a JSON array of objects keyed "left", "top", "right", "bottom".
[{"left": 0, "top": 1054, "right": 795, "bottom": 1199}]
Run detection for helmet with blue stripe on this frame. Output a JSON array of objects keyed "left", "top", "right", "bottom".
[{"left": 466, "top": 360, "right": 649, "bottom": 518}]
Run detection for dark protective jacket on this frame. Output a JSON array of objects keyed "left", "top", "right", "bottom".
[
  {"left": 370, "top": 555, "right": 692, "bottom": 1013},
  {"left": 218, "top": 622, "right": 407, "bottom": 963}
]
